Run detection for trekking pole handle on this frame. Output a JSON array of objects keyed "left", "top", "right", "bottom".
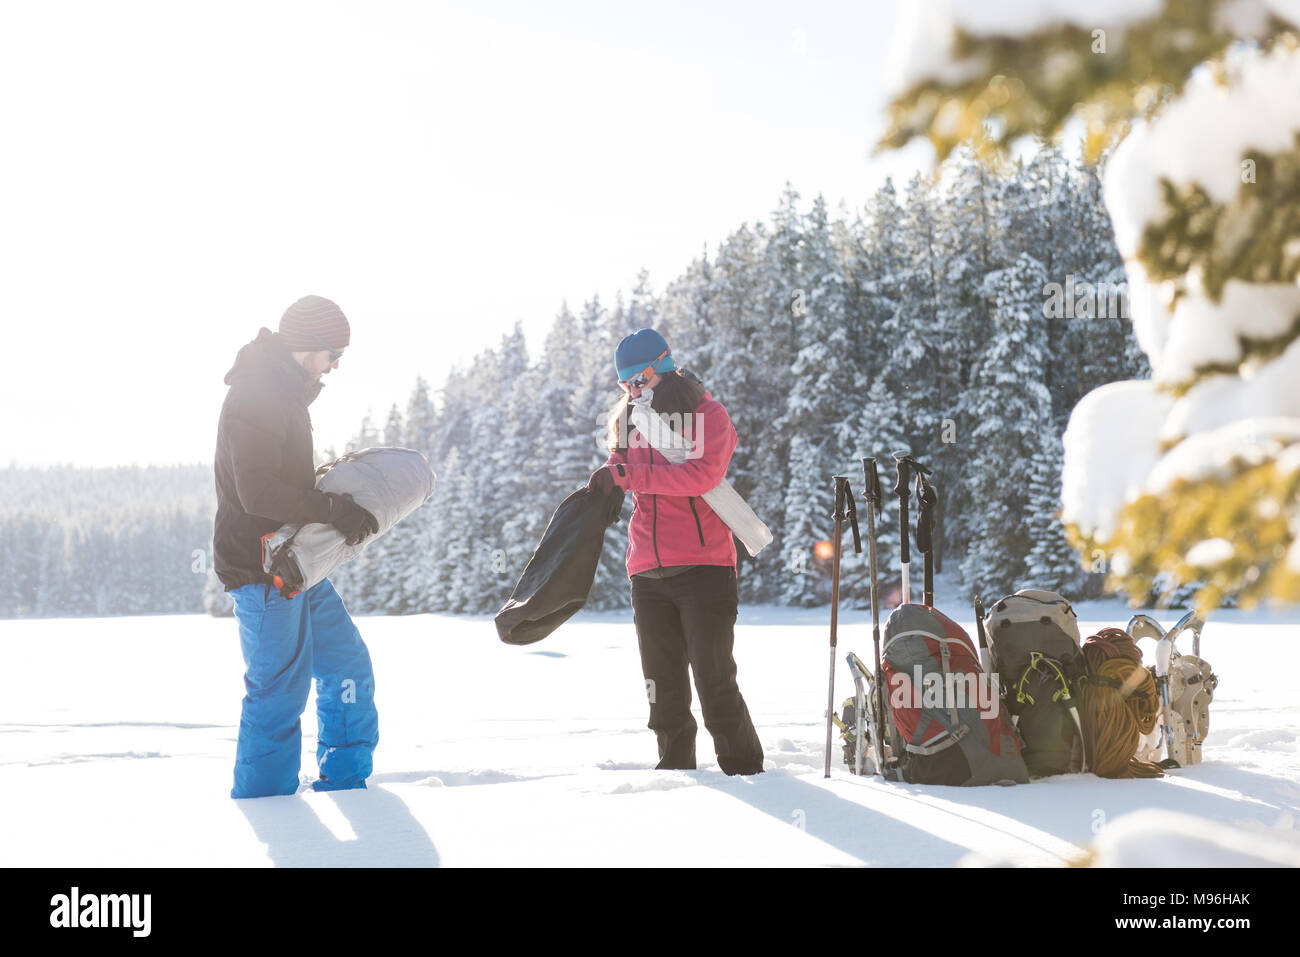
[
  {"left": 892, "top": 452, "right": 913, "bottom": 506},
  {"left": 914, "top": 472, "right": 937, "bottom": 553},
  {"left": 861, "top": 457, "right": 883, "bottom": 518},
  {"left": 832, "top": 474, "right": 847, "bottom": 523},
  {"left": 893, "top": 453, "right": 930, "bottom": 569},
  {"left": 893, "top": 455, "right": 911, "bottom": 566},
  {"left": 915, "top": 472, "right": 937, "bottom": 606},
  {"left": 894, "top": 453, "right": 931, "bottom": 487},
  {"left": 842, "top": 480, "right": 862, "bottom": 555},
  {"left": 829, "top": 476, "right": 847, "bottom": 649}
]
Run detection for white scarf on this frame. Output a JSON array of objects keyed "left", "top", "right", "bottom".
[{"left": 627, "top": 390, "right": 773, "bottom": 557}]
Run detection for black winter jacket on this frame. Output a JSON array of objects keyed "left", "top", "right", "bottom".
[{"left": 213, "top": 328, "right": 334, "bottom": 590}]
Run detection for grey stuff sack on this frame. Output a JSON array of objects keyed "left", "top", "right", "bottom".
[{"left": 261, "top": 446, "right": 437, "bottom": 597}]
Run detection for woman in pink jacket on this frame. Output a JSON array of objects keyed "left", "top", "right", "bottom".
[{"left": 588, "top": 329, "right": 764, "bottom": 775}]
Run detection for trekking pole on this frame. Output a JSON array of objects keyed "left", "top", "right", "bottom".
[
  {"left": 824, "top": 475, "right": 860, "bottom": 778},
  {"left": 861, "top": 456, "right": 887, "bottom": 776},
  {"left": 891, "top": 453, "right": 929, "bottom": 606},
  {"left": 935, "top": 486, "right": 943, "bottom": 574},
  {"left": 974, "top": 593, "right": 993, "bottom": 675},
  {"left": 915, "top": 470, "right": 938, "bottom": 607}
]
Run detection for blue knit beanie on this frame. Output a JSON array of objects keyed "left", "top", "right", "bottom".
[{"left": 615, "top": 328, "right": 677, "bottom": 382}]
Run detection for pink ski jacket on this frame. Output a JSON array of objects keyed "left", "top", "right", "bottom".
[{"left": 604, "top": 392, "right": 739, "bottom": 577}]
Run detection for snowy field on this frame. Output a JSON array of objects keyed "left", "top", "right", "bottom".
[{"left": 2, "top": 596, "right": 1299, "bottom": 868}]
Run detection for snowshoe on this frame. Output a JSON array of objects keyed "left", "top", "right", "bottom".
[{"left": 833, "top": 652, "right": 899, "bottom": 776}]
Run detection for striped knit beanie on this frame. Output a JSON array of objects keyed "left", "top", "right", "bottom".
[{"left": 278, "top": 295, "right": 351, "bottom": 352}]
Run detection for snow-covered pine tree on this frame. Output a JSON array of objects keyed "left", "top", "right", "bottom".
[
  {"left": 508, "top": 300, "right": 629, "bottom": 611},
  {"left": 777, "top": 432, "right": 826, "bottom": 605},
  {"left": 347, "top": 412, "right": 380, "bottom": 453},
  {"left": 700, "top": 226, "right": 766, "bottom": 597},
  {"left": 345, "top": 404, "right": 412, "bottom": 612},
  {"left": 1039, "top": 148, "right": 1138, "bottom": 430},
  {"left": 960, "top": 252, "right": 1053, "bottom": 597},
  {"left": 394, "top": 485, "right": 437, "bottom": 614},
  {"left": 656, "top": 249, "right": 713, "bottom": 374},
  {"left": 625, "top": 269, "right": 659, "bottom": 337},
  {"left": 88, "top": 523, "right": 114, "bottom": 616},
  {"left": 778, "top": 196, "right": 857, "bottom": 605},
  {"left": 485, "top": 322, "right": 539, "bottom": 611},
  {"left": 59, "top": 521, "right": 95, "bottom": 616},
  {"left": 405, "top": 377, "right": 437, "bottom": 455},
  {"left": 429, "top": 366, "right": 472, "bottom": 468},
  {"left": 735, "top": 188, "right": 805, "bottom": 603},
  {"left": 413, "top": 363, "right": 481, "bottom": 611},
  {"left": 575, "top": 296, "right": 637, "bottom": 610},
  {"left": 443, "top": 343, "right": 518, "bottom": 612},
  {"left": 880, "top": 1, "right": 1300, "bottom": 608},
  {"left": 847, "top": 377, "right": 912, "bottom": 608},
  {"left": 383, "top": 404, "right": 405, "bottom": 447},
  {"left": 392, "top": 375, "right": 439, "bottom": 612},
  {"left": 706, "top": 226, "right": 761, "bottom": 395},
  {"left": 1023, "top": 430, "right": 1092, "bottom": 597},
  {"left": 33, "top": 521, "right": 67, "bottom": 617},
  {"left": 430, "top": 446, "right": 476, "bottom": 613},
  {"left": 842, "top": 189, "right": 892, "bottom": 393},
  {"left": 885, "top": 173, "right": 943, "bottom": 454},
  {"left": 531, "top": 304, "right": 591, "bottom": 498},
  {"left": 932, "top": 152, "right": 1003, "bottom": 558}
]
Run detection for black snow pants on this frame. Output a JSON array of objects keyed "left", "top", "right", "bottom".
[{"left": 630, "top": 564, "right": 764, "bottom": 775}]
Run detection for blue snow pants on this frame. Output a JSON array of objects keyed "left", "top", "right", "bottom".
[{"left": 230, "top": 579, "right": 379, "bottom": 799}]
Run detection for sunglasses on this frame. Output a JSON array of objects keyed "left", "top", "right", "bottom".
[{"left": 619, "top": 349, "right": 669, "bottom": 390}]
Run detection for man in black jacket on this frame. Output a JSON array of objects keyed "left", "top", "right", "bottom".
[{"left": 215, "top": 295, "right": 380, "bottom": 799}]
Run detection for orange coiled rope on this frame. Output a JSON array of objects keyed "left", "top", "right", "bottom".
[{"left": 1081, "top": 629, "right": 1164, "bottom": 779}]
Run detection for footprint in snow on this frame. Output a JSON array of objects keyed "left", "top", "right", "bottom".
[{"left": 607, "top": 775, "right": 699, "bottom": 795}]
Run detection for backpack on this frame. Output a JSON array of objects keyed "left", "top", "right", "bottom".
[
  {"left": 984, "top": 589, "right": 1087, "bottom": 776},
  {"left": 881, "top": 604, "right": 1029, "bottom": 786}
]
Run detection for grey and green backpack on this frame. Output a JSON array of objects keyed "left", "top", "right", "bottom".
[{"left": 984, "top": 589, "right": 1088, "bottom": 777}]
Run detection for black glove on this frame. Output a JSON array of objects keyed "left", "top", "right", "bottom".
[
  {"left": 587, "top": 466, "right": 616, "bottom": 495},
  {"left": 327, "top": 492, "right": 379, "bottom": 546}
]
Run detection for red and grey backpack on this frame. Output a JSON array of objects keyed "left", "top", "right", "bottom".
[{"left": 881, "top": 603, "right": 1029, "bottom": 786}]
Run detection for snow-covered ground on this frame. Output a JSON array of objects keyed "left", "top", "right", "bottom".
[{"left": 2, "top": 595, "right": 1298, "bottom": 867}]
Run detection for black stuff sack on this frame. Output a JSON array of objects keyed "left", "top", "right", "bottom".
[{"left": 494, "top": 486, "right": 624, "bottom": 645}]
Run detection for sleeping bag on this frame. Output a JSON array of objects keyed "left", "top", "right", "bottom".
[
  {"left": 261, "top": 446, "right": 437, "bottom": 597},
  {"left": 494, "top": 485, "right": 625, "bottom": 645}
]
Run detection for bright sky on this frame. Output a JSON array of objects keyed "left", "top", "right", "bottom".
[{"left": 2, "top": 0, "right": 926, "bottom": 467}]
